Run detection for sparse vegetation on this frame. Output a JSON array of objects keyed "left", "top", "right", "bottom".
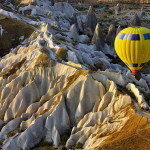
[
  {"left": 61, "top": 147, "right": 67, "bottom": 150},
  {"left": 105, "top": 4, "right": 109, "bottom": 8},
  {"left": 40, "top": 47, "right": 50, "bottom": 55},
  {"left": 33, "top": 139, "right": 54, "bottom": 150},
  {"left": 60, "top": 129, "right": 71, "bottom": 146},
  {"left": 108, "top": 10, "right": 113, "bottom": 14},
  {"left": 7, "top": 128, "right": 22, "bottom": 138},
  {"left": 93, "top": 4, "right": 99, "bottom": 8},
  {"left": 0, "top": 14, "right": 34, "bottom": 57},
  {"left": 55, "top": 37, "right": 66, "bottom": 43},
  {"left": 53, "top": 39, "right": 61, "bottom": 45},
  {"left": 60, "top": 134, "right": 69, "bottom": 146},
  {"left": 3, "top": 57, "right": 26, "bottom": 79},
  {"left": 35, "top": 53, "right": 52, "bottom": 67},
  {"left": 75, "top": 142, "right": 83, "bottom": 149},
  {"left": 72, "top": 40, "right": 79, "bottom": 46},
  {"left": 76, "top": 6, "right": 87, "bottom": 11},
  {"left": 51, "top": 26, "right": 67, "bottom": 32},
  {"left": 56, "top": 48, "right": 68, "bottom": 62}
]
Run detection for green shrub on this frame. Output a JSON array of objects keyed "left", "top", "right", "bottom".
[
  {"left": 75, "top": 142, "right": 83, "bottom": 149},
  {"left": 93, "top": 4, "right": 99, "bottom": 8},
  {"left": 108, "top": 10, "right": 113, "bottom": 14},
  {"left": 76, "top": 6, "right": 87, "bottom": 11},
  {"left": 56, "top": 48, "right": 68, "bottom": 62},
  {"left": 34, "top": 139, "right": 53, "bottom": 148},
  {"left": 60, "top": 129, "right": 71, "bottom": 146},
  {"left": 61, "top": 147, "right": 67, "bottom": 150}
]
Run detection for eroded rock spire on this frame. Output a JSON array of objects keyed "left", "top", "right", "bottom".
[
  {"left": 130, "top": 13, "right": 141, "bottom": 26},
  {"left": 115, "top": 3, "right": 121, "bottom": 15},
  {"left": 92, "top": 23, "right": 105, "bottom": 51},
  {"left": 105, "top": 24, "right": 116, "bottom": 47},
  {"left": 84, "top": 6, "right": 97, "bottom": 37}
]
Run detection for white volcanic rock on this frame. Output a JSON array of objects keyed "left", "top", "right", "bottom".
[
  {"left": 53, "top": 2, "right": 75, "bottom": 19},
  {"left": 105, "top": 24, "right": 116, "bottom": 47},
  {"left": 77, "top": 15, "right": 84, "bottom": 33},
  {"left": 45, "top": 94, "right": 70, "bottom": 146},
  {"left": 126, "top": 83, "right": 149, "bottom": 110},
  {"left": 0, "top": 117, "right": 22, "bottom": 142},
  {"left": 92, "top": 23, "right": 105, "bottom": 51},
  {"left": 68, "top": 24, "right": 89, "bottom": 43},
  {"left": 115, "top": 3, "right": 121, "bottom": 15},
  {"left": 66, "top": 81, "right": 132, "bottom": 149},
  {"left": 18, "top": 115, "right": 46, "bottom": 150},
  {"left": 130, "top": 13, "right": 141, "bottom": 26},
  {"left": 68, "top": 24, "right": 79, "bottom": 41},
  {"left": 79, "top": 35, "right": 90, "bottom": 43},
  {"left": 84, "top": 6, "right": 97, "bottom": 37}
]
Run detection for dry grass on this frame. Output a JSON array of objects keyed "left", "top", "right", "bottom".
[
  {"left": 33, "top": 139, "right": 54, "bottom": 150},
  {"left": 0, "top": 15, "right": 34, "bottom": 56},
  {"left": 35, "top": 53, "right": 52, "bottom": 67},
  {"left": 51, "top": 26, "right": 67, "bottom": 32},
  {"left": 7, "top": 128, "right": 21, "bottom": 138},
  {"left": 56, "top": 48, "right": 68, "bottom": 62},
  {"left": 3, "top": 57, "right": 26, "bottom": 78},
  {"left": 96, "top": 108, "right": 150, "bottom": 150},
  {"left": 40, "top": 47, "right": 50, "bottom": 55}
]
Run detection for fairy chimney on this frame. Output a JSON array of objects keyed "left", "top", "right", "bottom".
[{"left": 92, "top": 23, "right": 105, "bottom": 51}]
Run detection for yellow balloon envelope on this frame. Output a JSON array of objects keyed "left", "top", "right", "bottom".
[{"left": 115, "top": 26, "right": 150, "bottom": 75}]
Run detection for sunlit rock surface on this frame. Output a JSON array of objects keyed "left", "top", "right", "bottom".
[{"left": 0, "top": 1, "right": 150, "bottom": 150}]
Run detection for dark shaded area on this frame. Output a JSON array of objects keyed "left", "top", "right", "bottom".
[{"left": 0, "top": 14, "right": 34, "bottom": 57}]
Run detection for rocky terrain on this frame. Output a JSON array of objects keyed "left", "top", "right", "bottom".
[{"left": 0, "top": 1, "right": 150, "bottom": 150}]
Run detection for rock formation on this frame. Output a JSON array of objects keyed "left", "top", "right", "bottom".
[
  {"left": 105, "top": 24, "right": 116, "bottom": 47},
  {"left": 68, "top": 24, "right": 89, "bottom": 43},
  {"left": 84, "top": 6, "right": 97, "bottom": 37},
  {"left": 141, "top": 7, "right": 145, "bottom": 17},
  {"left": 115, "top": 3, "right": 121, "bottom": 15},
  {"left": 70, "top": 13, "right": 77, "bottom": 25},
  {"left": 77, "top": 15, "right": 84, "bottom": 33},
  {"left": 130, "top": 13, "right": 141, "bottom": 26},
  {"left": 116, "top": 25, "right": 122, "bottom": 35},
  {"left": 70, "top": 14, "right": 84, "bottom": 33},
  {"left": 0, "top": 1, "right": 150, "bottom": 150},
  {"left": 68, "top": 24, "right": 79, "bottom": 41},
  {"left": 92, "top": 23, "right": 105, "bottom": 51},
  {"left": 0, "top": 15, "right": 34, "bottom": 57},
  {"left": 0, "top": 25, "right": 3, "bottom": 37}
]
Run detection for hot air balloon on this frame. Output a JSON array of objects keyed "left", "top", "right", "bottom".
[{"left": 115, "top": 26, "right": 150, "bottom": 77}]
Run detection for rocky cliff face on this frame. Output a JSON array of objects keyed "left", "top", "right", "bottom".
[{"left": 0, "top": 1, "right": 150, "bottom": 150}]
